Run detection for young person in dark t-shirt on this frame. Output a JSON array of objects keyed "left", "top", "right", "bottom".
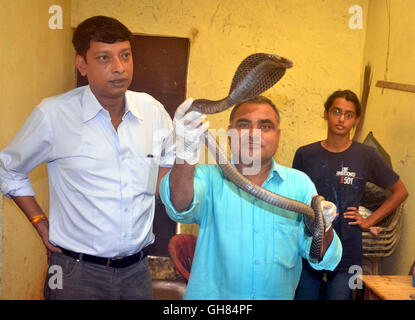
[{"left": 293, "top": 89, "right": 408, "bottom": 300}]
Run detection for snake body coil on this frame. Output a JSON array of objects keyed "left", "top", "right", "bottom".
[{"left": 189, "top": 53, "right": 326, "bottom": 260}]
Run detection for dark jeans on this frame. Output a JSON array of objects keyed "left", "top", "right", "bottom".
[
  {"left": 295, "top": 260, "right": 351, "bottom": 300},
  {"left": 44, "top": 252, "right": 153, "bottom": 300}
]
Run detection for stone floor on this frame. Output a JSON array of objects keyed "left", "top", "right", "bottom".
[{"left": 148, "top": 255, "right": 187, "bottom": 300}]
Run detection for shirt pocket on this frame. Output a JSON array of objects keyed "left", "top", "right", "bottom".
[
  {"left": 130, "top": 156, "right": 159, "bottom": 195},
  {"left": 273, "top": 221, "right": 298, "bottom": 269}
]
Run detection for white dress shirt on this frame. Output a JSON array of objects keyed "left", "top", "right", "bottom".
[{"left": 0, "top": 86, "right": 175, "bottom": 257}]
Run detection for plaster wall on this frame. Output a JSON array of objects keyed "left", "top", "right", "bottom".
[
  {"left": 361, "top": 0, "right": 415, "bottom": 275},
  {"left": 0, "top": 0, "right": 74, "bottom": 299}
]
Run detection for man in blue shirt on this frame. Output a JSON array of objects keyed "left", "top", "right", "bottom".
[{"left": 160, "top": 95, "right": 342, "bottom": 299}]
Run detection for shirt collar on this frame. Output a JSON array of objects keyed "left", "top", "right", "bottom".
[
  {"left": 228, "top": 157, "right": 285, "bottom": 183},
  {"left": 81, "top": 86, "right": 102, "bottom": 122},
  {"left": 266, "top": 158, "right": 285, "bottom": 183},
  {"left": 124, "top": 91, "right": 143, "bottom": 120},
  {"left": 81, "top": 86, "right": 143, "bottom": 122}
]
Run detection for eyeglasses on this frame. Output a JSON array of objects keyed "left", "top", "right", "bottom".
[{"left": 329, "top": 108, "right": 356, "bottom": 120}]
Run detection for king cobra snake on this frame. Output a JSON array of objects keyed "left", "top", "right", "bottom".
[{"left": 188, "top": 53, "right": 326, "bottom": 260}]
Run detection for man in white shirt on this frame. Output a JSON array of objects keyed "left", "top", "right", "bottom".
[{"left": 0, "top": 16, "right": 174, "bottom": 299}]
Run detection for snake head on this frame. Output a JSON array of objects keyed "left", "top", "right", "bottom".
[
  {"left": 267, "top": 53, "right": 294, "bottom": 69},
  {"left": 228, "top": 53, "right": 294, "bottom": 105},
  {"left": 189, "top": 53, "right": 294, "bottom": 114}
]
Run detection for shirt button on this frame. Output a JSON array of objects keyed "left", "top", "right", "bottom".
[
  {"left": 124, "top": 208, "right": 128, "bottom": 212},
  {"left": 255, "top": 260, "right": 260, "bottom": 264},
  {"left": 255, "top": 228, "right": 259, "bottom": 233}
]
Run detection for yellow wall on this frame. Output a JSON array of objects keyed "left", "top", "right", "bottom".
[
  {"left": 361, "top": 0, "right": 415, "bottom": 275},
  {"left": 0, "top": 0, "right": 74, "bottom": 299}
]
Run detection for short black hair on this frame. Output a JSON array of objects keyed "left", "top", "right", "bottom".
[
  {"left": 72, "top": 16, "right": 133, "bottom": 60},
  {"left": 324, "top": 90, "right": 361, "bottom": 117},
  {"left": 229, "top": 96, "right": 280, "bottom": 126}
]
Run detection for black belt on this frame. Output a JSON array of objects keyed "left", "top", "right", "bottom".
[{"left": 59, "top": 247, "right": 147, "bottom": 268}]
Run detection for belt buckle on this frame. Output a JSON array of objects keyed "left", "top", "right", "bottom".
[{"left": 106, "top": 256, "right": 123, "bottom": 268}]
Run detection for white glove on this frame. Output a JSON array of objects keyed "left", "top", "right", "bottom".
[
  {"left": 173, "top": 98, "right": 210, "bottom": 165},
  {"left": 321, "top": 200, "right": 337, "bottom": 232}
]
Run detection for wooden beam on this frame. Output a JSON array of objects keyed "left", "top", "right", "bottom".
[
  {"left": 376, "top": 80, "right": 415, "bottom": 93},
  {"left": 353, "top": 64, "right": 372, "bottom": 141}
]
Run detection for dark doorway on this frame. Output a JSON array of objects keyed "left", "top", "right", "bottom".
[{"left": 76, "top": 35, "right": 190, "bottom": 256}]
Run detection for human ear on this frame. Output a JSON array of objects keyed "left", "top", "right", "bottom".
[
  {"left": 75, "top": 55, "right": 87, "bottom": 77},
  {"left": 275, "top": 128, "right": 281, "bottom": 148}
]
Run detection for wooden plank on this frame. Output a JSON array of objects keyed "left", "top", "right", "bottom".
[
  {"left": 359, "top": 275, "right": 415, "bottom": 300},
  {"left": 353, "top": 64, "right": 371, "bottom": 141},
  {"left": 376, "top": 80, "right": 415, "bottom": 93}
]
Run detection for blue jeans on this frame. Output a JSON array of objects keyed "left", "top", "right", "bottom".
[
  {"left": 295, "top": 260, "right": 351, "bottom": 300},
  {"left": 44, "top": 252, "right": 154, "bottom": 300}
]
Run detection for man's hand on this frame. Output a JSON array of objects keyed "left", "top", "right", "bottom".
[
  {"left": 11, "top": 195, "right": 62, "bottom": 255},
  {"left": 320, "top": 200, "right": 337, "bottom": 256},
  {"left": 34, "top": 219, "right": 62, "bottom": 254},
  {"left": 173, "top": 98, "right": 209, "bottom": 165},
  {"left": 321, "top": 200, "right": 338, "bottom": 232},
  {"left": 322, "top": 226, "right": 334, "bottom": 256}
]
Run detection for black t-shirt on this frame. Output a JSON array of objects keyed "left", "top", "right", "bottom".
[{"left": 292, "top": 141, "right": 399, "bottom": 271}]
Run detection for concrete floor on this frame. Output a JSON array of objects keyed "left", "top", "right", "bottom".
[{"left": 152, "top": 279, "right": 187, "bottom": 300}]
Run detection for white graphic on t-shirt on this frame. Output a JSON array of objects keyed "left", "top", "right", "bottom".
[{"left": 336, "top": 167, "right": 356, "bottom": 185}]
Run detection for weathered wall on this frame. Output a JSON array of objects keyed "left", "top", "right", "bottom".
[
  {"left": 0, "top": 0, "right": 74, "bottom": 299},
  {"left": 361, "top": 0, "right": 415, "bottom": 275}
]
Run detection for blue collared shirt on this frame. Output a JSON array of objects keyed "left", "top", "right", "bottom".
[
  {"left": 0, "top": 86, "right": 174, "bottom": 257},
  {"left": 160, "top": 161, "right": 342, "bottom": 299}
]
